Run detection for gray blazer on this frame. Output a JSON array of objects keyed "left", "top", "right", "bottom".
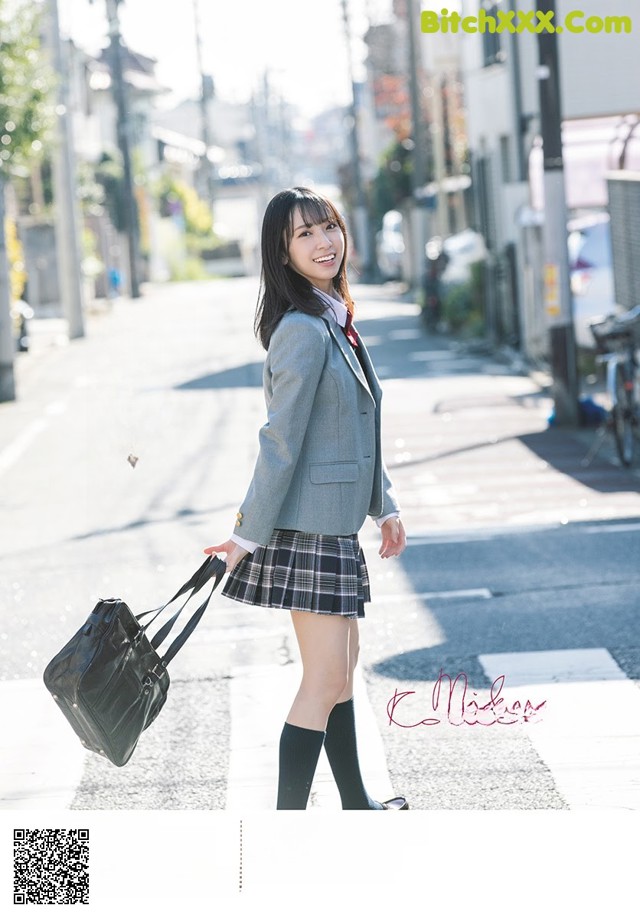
[{"left": 233, "top": 308, "right": 400, "bottom": 546}]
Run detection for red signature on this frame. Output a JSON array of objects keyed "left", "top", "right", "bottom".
[{"left": 386, "top": 670, "right": 546, "bottom": 727}]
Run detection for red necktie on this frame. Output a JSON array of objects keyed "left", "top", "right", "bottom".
[{"left": 343, "top": 311, "right": 359, "bottom": 348}]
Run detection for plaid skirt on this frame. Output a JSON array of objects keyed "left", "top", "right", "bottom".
[{"left": 222, "top": 529, "right": 371, "bottom": 618}]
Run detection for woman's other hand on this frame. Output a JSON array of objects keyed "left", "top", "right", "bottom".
[
  {"left": 204, "top": 540, "right": 249, "bottom": 572},
  {"left": 379, "top": 517, "right": 406, "bottom": 559}
]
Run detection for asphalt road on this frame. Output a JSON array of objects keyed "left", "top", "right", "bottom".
[{"left": 1, "top": 277, "right": 639, "bottom": 813}]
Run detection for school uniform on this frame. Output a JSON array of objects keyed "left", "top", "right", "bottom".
[{"left": 222, "top": 290, "right": 400, "bottom": 619}]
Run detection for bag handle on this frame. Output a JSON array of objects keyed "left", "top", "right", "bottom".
[
  {"left": 138, "top": 555, "right": 221, "bottom": 625},
  {"left": 139, "top": 555, "right": 227, "bottom": 658},
  {"left": 159, "top": 572, "right": 223, "bottom": 666}
]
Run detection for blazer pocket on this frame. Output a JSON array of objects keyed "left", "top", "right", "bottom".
[{"left": 309, "top": 461, "right": 360, "bottom": 484}]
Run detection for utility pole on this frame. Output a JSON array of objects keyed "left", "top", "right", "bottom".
[
  {"left": 47, "top": 0, "right": 86, "bottom": 339},
  {"left": 406, "top": 0, "right": 430, "bottom": 291},
  {"left": 0, "top": 173, "right": 15, "bottom": 401},
  {"left": 193, "top": 0, "right": 215, "bottom": 212},
  {"left": 429, "top": 72, "right": 449, "bottom": 238},
  {"left": 103, "top": 0, "right": 141, "bottom": 298},
  {"left": 508, "top": 0, "right": 527, "bottom": 183},
  {"left": 536, "top": 0, "right": 579, "bottom": 426},
  {"left": 340, "top": 0, "right": 373, "bottom": 282},
  {"left": 407, "top": 0, "right": 427, "bottom": 192}
]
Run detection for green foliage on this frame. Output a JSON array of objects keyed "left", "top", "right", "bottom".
[
  {"left": 4, "top": 217, "right": 25, "bottom": 300},
  {"left": 370, "top": 139, "right": 417, "bottom": 230},
  {"left": 156, "top": 175, "right": 213, "bottom": 238},
  {"left": 81, "top": 225, "right": 104, "bottom": 278},
  {"left": 76, "top": 159, "right": 108, "bottom": 216},
  {"left": 0, "top": 0, "right": 55, "bottom": 172},
  {"left": 168, "top": 255, "right": 211, "bottom": 282},
  {"left": 442, "top": 260, "right": 486, "bottom": 337}
]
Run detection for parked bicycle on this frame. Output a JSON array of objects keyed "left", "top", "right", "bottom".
[{"left": 587, "top": 304, "right": 640, "bottom": 467}]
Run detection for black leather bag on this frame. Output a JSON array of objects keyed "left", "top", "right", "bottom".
[{"left": 43, "top": 556, "right": 226, "bottom": 767}]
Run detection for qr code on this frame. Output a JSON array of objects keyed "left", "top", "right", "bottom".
[{"left": 13, "top": 829, "right": 89, "bottom": 905}]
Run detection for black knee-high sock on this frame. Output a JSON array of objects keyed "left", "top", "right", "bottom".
[
  {"left": 276, "top": 722, "right": 325, "bottom": 810},
  {"left": 323, "top": 697, "right": 384, "bottom": 810}
]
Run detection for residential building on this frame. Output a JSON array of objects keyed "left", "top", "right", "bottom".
[{"left": 457, "top": 0, "right": 640, "bottom": 357}]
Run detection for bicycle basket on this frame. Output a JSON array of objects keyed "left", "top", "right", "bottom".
[{"left": 589, "top": 306, "right": 640, "bottom": 352}]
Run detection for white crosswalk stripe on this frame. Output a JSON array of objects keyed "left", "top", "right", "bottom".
[
  {"left": 479, "top": 648, "right": 640, "bottom": 811},
  {"left": 3, "top": 647, "right": 639, "bottom": 811},
  {"left": 0, "top": 678, "right": 86, "bottom": 809},
  {"left": 226, "top": 664, "right": 395, "bottom": 810}
]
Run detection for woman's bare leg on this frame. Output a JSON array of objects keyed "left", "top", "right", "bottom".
[
  {"left": 276, "top": 611, "right": 352, "bottom": 808},
  {"left": 285, "top": 611, "right": 353, "bottom": 731},
  {"left": 320, "top": 619, "right": 388, "bottom": 808},
  {"left": 336, "top": 618, "right": 359, "bottom": 702}
]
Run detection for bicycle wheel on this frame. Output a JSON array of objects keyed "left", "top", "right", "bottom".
[{"left": 612, "top": 364, "right": 636, "bottom": 466}]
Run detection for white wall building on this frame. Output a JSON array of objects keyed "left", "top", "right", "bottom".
[{"left": 450, "top": 0, "right": 640, "bottom": 356}]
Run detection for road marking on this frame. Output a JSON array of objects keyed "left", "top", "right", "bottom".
[
  {"left": 403, "top": 524, "right": 563, "bottom": 545},
  {"left": 44, "top": 399, "right": 68, "bottom": 417},
  {"left": 583, "top": 522, "right": 640, "bottom": 535},
  {"left": 226, "top": 664, "right": 395, "bottom": 810},
  {"left": 479, "top": 648, "right": 640, "bottom": 811},
  {"left": 401, "top": 519, "right": 640, "bottom": 546},
  {"left": 373, "top": 588, "right": 492, "bottom": 602},
  {"left": 0, "top": 401, "right": 67, "bottom": 479},
  {"left": 388, "top": 329, "right": 423, "bottom": 340},
  {"left": 0, "top": 678, "right": 86, "bottom": 809},
  {"left": 0, "top": 419, "right": 48, "bottom": 477}
]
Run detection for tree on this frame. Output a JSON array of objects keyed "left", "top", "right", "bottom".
[
  {"left": 0, "top": 0, "right": 54, "bottom": 401},
  {"left": 370, "top": 138, "right": 415, "bottom": 232}
]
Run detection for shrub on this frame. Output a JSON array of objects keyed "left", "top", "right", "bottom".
[
  {"left": 442, "top": 259, "right": 486, "bottom": 337},
  {"left": 4, "top": 218, "right": 26, "bottom": 301},
  {"left": 168, "top": 256, "right": 210, "bottom": 282}
]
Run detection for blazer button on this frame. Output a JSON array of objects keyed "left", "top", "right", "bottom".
[
  {"left": 236, "top": 512, "right": 243, "bottom": 520},
  {"left": 235, "top": 520, "right": 242, "bottom": 527}
]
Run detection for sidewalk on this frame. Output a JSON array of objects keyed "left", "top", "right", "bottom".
[{"left": 345, "top": 286, "right": 640, "bottom": 540}]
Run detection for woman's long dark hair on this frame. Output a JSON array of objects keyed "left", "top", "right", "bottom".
[{"left": 254, "top": 186, "right": 355, "bottom": 349}]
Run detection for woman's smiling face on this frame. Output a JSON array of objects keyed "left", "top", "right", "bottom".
[{"left": 285, "top": 206, "right": 345, "bottom": 294}]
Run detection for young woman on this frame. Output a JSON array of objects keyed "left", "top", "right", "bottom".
[{"left": 205, "top": 186, "right": 408, "bottom": 810}]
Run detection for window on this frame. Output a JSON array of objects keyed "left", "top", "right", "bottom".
[{"left": 482, "top": 1, "right": 505, "bottom": 67}]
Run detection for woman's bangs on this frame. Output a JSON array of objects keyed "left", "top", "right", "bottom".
[{"left": 285, "top": 195, "right": 338, "bottom": 244}]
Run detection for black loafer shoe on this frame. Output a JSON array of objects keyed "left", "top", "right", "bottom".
[{"left": 380, "top": 796, "right": 409, "bottom": 810}]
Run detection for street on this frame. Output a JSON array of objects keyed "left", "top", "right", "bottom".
[{"left": 1, "top": 277, "right": 640, "bottom": 814}]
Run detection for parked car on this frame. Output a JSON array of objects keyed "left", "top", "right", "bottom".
[
  {"left": 11, "top": 299, "right": 33, "bottom": 352},
  {"left": 375, "top": 210, "right": 405, "bottom": 281},
  {"left": 568, "top": 212, "right": 622, "bottom": 349},
  {"left": 439, "top": 228, "right": 487, "bottom": 291}
]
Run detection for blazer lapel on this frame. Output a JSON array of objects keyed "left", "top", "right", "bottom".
[
  {"left": 321, "top": 314, "right": 373, "bottom": 397},
  {"left": 353, "top": 334, "right": 382, "bottom": 400}
]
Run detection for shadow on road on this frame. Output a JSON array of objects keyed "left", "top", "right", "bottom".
[
  {"left": 174, "top": 308, "right": 459, "bottom": 390},
  {"left": 175, "top": 362, "right": 264, "bottom": 390},
  {"left": 69, "top": 502, "right": 239, "bottom": 543},
  {"left": 370, "top": 578, "right": 639, "bottom": 689},
  {"left": 519, "top": 428, "right": 640, "bottom": 496},
  {"left": 354, "top": 315, "right": 485, "bottom": 381},
  {"left": 372, "top": 641, "right": 493, "bottom": 688},
  {"left": 371, "top": 515, "right": 640, "bottom": 687}
]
